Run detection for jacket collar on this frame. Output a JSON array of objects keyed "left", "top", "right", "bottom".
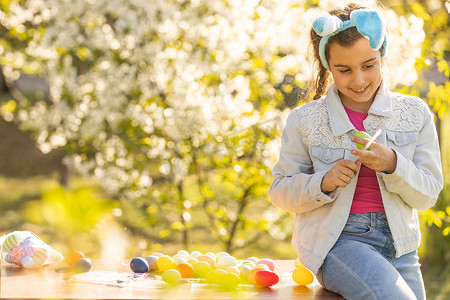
[{"left": 325, "top": 81, "right": 391, "bottom": 136}]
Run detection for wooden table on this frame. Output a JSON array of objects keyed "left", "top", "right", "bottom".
[{"left": 0, "top": 259, "right": 343, "bottom": 299}]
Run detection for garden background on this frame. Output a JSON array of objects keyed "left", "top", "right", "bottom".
[{"left": 0, "top": 0, "right": 449, "bottom": 298}]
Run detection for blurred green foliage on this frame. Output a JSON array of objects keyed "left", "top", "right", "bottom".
[{"left": 23, "top": 185, "right": 116, "bottom": 253}]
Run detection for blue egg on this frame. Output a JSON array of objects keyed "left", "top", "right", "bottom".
[{"left": 130, "top": 257, "right": 149, "bottom": 273}]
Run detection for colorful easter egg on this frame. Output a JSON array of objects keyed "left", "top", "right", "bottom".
[
  {"left": 226, "top": 266, "right": 240, "bottom": 276},
  {"left": 21, "top": 256, "right": 35, "bottom": 268},
  {"left": 5, "top": 253, "right": 17, "bottom": 264},
  {"left": 145, "top": 255, "right": 159, "bottom": 271},
  {"left": 2, "top": 232, "right": 21, "bottom": 253},
  {"left": 217, "top": 256, "right": 237, "bottom": 269},
  {"left": 215, "top": 251, "right": 230, "bottom": 261},
  {"left": 197, "top": 255, "right": 215, "bottom": 268},
  {"left": 157, "top": 255, "right": 175, "bottom": 272},
  {"left": 254, "top": 264, "right": 270, "bottom": 271},
  {"left": 172, "top": 255, "right": 187, "bottom": 266},
  {"left": 162, "top": 269, "right": 181, "bottom": 286},
  {"left": 256, "top": 258, "right": 275, "bottom": 271},
  {"left": 239, "top": 264, "right": 253, "bottom": 283},
  {"left": 206, "top": 268, "right": 227, "bottom": 284},
  {"left": 221, "top": 272, "right": 240, "bottom": 290},
  {"left": 354, "top": 131, "right": 371, "bottom": 150},
  {"left": 176, "top": 262, "right": 194, "bottom": 278},
  {"left": 204, "top": 252, "right": 216, "bottom": 262},
  {"left": 292, "top": 266, "right": 314, "bottom": 286},
  {"left": 189, "top": 251, "right": 202, "bottom": 259},
  {"left": 246, "top": 257, "right": 259, "bottom": 264},
  {"left": 32, "top": 247, "right": 49, "bottom": 267},
  {"left": 130, "top": 257, "right": 149, "bottom": 273},
  {"left": 176, "top": 250, "right": 190, "bottom": 259},
  {"left": 187, "top": 257, "right": 199, "bottom": 266},
  {"left": 74, "top": 257, "right": 93, "bottom": 273},
  {"left": 246, "top": 267, "right": 267, "bottom": 285},
  {"left": 241, "top": 260, "right": 256, "bottom": 268},
  {"left": 254, "top": 270, "right": 279, "bottom": 287},
  {"left": 295, "top": 258, "right": 304, "bottom": 268},
  {"left": 66, "top": 251, "right": 85, "bottom": 267},
  {"left": 193, "top": 261, "right": 211, "bottom": 278}
]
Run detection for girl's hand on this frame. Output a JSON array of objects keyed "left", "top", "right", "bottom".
[
  {"left": 321, "top": 160, "right": 359, "bottom": 193},
  {"left": 351, "top": 136, "right": 397, "bottom": 174}
]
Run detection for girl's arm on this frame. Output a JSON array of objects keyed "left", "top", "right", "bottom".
[
  {"left": 269, "top": 110, "right": 341, "bottom": 214},
  {"left": 380, "top": 104, "right": 444, "bottom": 211}
]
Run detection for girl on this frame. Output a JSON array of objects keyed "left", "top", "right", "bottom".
[{"left": 269, "top": 3, "right": 443, "bottom": 300}]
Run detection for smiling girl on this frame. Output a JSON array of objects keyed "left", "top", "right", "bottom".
[{"left": 269, "top": 3, "right": 443, "bottom": 299}]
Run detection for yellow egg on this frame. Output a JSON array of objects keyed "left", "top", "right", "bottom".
[
  {"left": 221, "top": 272, "right": 240, "bottom": 290},
  {"left": 292, "top": 266, "right": 314, "bottom": 286},
  {"left": 295, "top": 258, "right": 304, "bottom": 268},
  {"left": 32, "top": 247, "right": 49, "bottom": 267},
  {"left": 2, "top": 232, "right": 21, "bottom": 253},
  {"left": 157, "top": 255, "right": 175, "bottom": 272},
  {"left": 206, "top": 268, "right": 227, "bottom": 284},
  {"left": 162, "top": 269, "right": 181, "bottom": 286},
  {"left": 193, "top": 261, "right": 211, "bottom": 278}
]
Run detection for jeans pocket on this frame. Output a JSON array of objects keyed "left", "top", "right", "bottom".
[{"left": 342, "top": 222, "right": 374, "bottom": 236}]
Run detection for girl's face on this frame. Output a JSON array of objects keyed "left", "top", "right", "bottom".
[{"left": 328, "top": 37, "right": 383, "bottom": 113}]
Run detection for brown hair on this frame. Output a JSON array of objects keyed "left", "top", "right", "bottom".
[{"left": 310, "top": 3, "right": 371, "bottom": 100}]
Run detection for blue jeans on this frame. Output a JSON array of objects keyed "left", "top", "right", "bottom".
[{"left": 317, "top": 212, "right": 425, "bottom": 300}]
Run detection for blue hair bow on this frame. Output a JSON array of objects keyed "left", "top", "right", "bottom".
[{"left": 312, "top": 9, "right": 388, "bottom": 70}]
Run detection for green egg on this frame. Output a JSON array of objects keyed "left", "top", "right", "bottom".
[
  {"left": 354, "top": 131, "right": 371, "bottom": 150},
  {"left": 162, "top": 269, "right": 181, "bottom": 286}
]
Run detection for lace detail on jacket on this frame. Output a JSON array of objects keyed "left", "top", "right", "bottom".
[
  {"left": 295, "top": 93, "right": 426, "bottom": 149},
  {"left": 295, "top": 99, "right": 354, "bottom": 149}
]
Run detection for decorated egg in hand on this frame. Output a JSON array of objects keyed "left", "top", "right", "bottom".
[{"left": 354, "top": 131, "right": 371, "bottom": 150}]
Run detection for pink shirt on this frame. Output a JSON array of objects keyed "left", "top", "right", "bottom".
[{"left": 344, "top": 106, "right": 385, "bottom": 214}]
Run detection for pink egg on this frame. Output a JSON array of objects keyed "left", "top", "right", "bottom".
[
  {"left": 246, "top": 256, "right": 259, "bottom": 264},
  {"left": 254, "top": 270, "right": 279, "bottom": 287},
  {"left": 256, "top": 258, "right": 275, "bottom": 271}
]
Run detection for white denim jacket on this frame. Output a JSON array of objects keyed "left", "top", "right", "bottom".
[{"left": 269, "top": 82, "right": 443, "bottom": 274}]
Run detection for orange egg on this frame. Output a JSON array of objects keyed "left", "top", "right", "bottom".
[
  {"left": 176, "top": 262, "right": 194, "bottom": 278},
  {"left": 66, "top": 251, "right": 85, "bottom": 267}
]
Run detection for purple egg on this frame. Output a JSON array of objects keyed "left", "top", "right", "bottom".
[
  {"left": 145, "top": 255, "right": 159, "bottom": 270},
  {"left": 130, "top": 257, "right": 149, "bottom": 273}
]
